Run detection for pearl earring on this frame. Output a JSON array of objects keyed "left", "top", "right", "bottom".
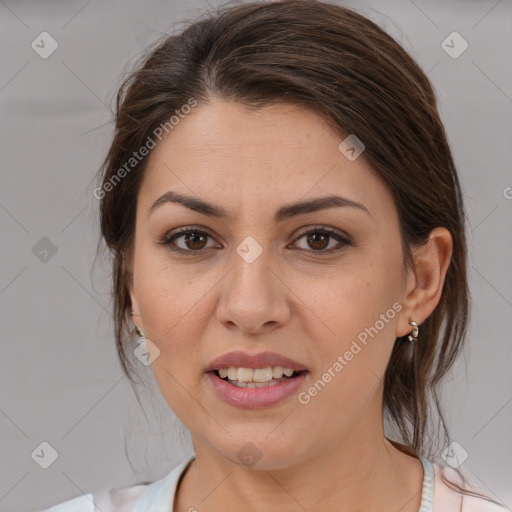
[{"left": 408, "top": 320, "right": 419, "bottom": 343}]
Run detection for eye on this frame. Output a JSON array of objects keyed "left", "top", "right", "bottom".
[
  {"left": 291, "top": 226, "right": 353, "bottom": 254},
  {"left": 157, "top": 227, "right": 219, "bottom": 255}
]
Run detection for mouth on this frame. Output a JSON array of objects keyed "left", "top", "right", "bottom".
[{"left": 205, "top": 351, "right": 309, "bottom": 409}]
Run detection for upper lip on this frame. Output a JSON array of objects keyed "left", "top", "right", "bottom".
[{"left": 204, "top": 351, "right": 308, "bottom": 373}]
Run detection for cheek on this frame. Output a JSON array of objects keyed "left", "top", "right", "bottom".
[
  {"left": 133, "top": 254, "right": 217, "bottom": 380},
  {"left": 295, "top": 253, "right": 403, "bottom": 420},
  {"left": 297, "top": 278, "right": 401, "bottom": 432},
  {"left": 134, "top": 264, "right": 211, "bottom": 417},
  {"left": 134, "top": 243, "right": 204, "bottom": 336},
  {"left": 299, "top": 252, "right": 402, "bottom": 345},
  {"left": 138, "top": 283, "right": 206, "bottom": 357}
]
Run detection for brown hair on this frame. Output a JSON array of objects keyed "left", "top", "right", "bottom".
[{"left": 95, "top": 0, "right": 503, "bottom": 506}]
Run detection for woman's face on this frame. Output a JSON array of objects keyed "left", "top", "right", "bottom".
[{"left": 128, "top": 99, "right": 414, "bottom": 469}]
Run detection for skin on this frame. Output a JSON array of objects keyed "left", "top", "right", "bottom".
[{"left": 128, "top": 98, "right": 453, "bottom": 512}]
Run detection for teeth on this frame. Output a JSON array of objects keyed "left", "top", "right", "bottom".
[
  {"left": 253, "top": 367, "right": 273, "bottom": 382},
  {"left": 231, "top": 380, "right": 279, "bottom": 388},
  {"left": 216, "top": 366, "right": 297, "bottom": 383},
  {"left": 238, "top": 367, "right": 254, "bottom": 382},
  {"left": 273, "top": 366, "right": 284, "bottom": 378}
]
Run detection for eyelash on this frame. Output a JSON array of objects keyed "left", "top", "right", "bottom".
[{"left": 156, "top": 225, "right": 354, "bottom": 256}]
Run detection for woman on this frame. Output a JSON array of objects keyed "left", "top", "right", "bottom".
[{"left": 39, "top": 0, "right": 507, "bottom": 510}]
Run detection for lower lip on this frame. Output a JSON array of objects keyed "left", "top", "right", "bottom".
[{"left": 206, "top": 371, "right": 308, "bottom": 409}]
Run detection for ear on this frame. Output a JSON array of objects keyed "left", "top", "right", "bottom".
[
  {"left": 396, "top": 227, "right": 453, "bottom": 338},
  {"left": 129, "top": 287, "right": 143, "bottom": 333},
  {"left": 125, "top": 248, "right": 144, "bottom": 336}
]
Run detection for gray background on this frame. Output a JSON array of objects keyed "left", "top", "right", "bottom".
[{"left": 1, "top": 0, "right": 511, "bottom": 510}]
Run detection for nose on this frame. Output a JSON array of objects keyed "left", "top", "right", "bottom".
[{"left": 216, "top": 247, "right": 291, "bottom": 335}]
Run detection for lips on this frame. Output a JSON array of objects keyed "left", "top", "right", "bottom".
[
  {"left": 204, "top": 350, "right": 308, "bottom": 409},
  {"left": 206, "top": 369, "right": 308, "bottom": 409},
  {"left": 204, "top": 350, "right": 308, "bottom": 373}
]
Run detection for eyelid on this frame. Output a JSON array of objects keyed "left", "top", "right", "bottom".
[{"left": 292, "top": 224, "right": 352, "bottom": 243}]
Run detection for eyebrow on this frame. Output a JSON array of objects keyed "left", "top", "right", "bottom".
[{"left": 148, "top": 190, "right": 372, "bottom": 222}]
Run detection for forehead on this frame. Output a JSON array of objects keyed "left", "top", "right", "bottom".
[
  {"left": 138, "top": 99, "right": 393, "bottom": 220},
  {"left": 148, "top": 99, "right": 345, "bottom": 165}
]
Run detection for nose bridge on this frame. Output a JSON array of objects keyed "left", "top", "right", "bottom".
[
  {"left": 217, "top": 236, "right": 290, "bottom": 333},
  {"left": 229, "top": 236, "right": 276, "bottom": 309}
]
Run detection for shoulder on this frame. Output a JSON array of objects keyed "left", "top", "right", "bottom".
[
  {"left": 433, "top": 462, "right": 508, "bottom": 512},
  {"left": 38, "top": 483, "right": 149, "bottom": 512},
  {"left": 37, "top": 455, "right": 196, "bottom": 512}
]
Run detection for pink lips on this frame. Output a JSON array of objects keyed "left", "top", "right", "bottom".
[{"left": 204, "top": 350, "right": 308, "bottom": 409}]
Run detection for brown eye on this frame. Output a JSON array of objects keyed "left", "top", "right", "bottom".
[
  {"left": 180, "top": 231, "right": 209, "bottom": 250},
  {"left": 306, "top": 232, "right": 330, "bottom": 251},
  {"left": 157, "top": 228, "right": 219, "bottom": 255},
  {"left": 293, "top": 227, "right": 353, "bottom": 253}
]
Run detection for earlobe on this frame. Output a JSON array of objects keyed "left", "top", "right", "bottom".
[
  {"left": 129, "top": 288, "right": 140, "bottom": 317},
  {"left": 396, "top": 227, "right": 453, "bottom": 338},
  {"left": 129, "top": 293, "right": 144, "bottom": 337},
  {"left": 124, "top": 248, "right": 140, "bottom": 320},
  {"left": 129, "top": 289, "right": 139, "bottom": 316},
  {"left": 127, "top": 271, "right": 144, "bottom": 335}
]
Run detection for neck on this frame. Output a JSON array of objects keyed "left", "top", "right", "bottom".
[{"left": 174, "top": 422, "right": 424, "bottom": 512}]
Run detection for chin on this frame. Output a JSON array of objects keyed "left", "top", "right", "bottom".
[{"left": 211, "top": 434, "right": 310, "bottom": 472}]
